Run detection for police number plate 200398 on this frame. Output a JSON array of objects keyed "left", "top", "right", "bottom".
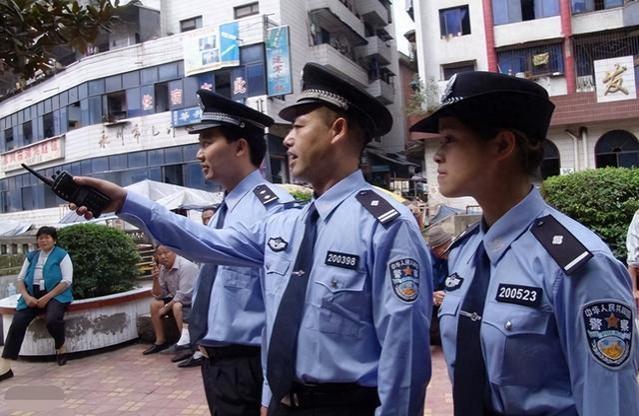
[{"left": 325, "top": 251, "right": 359, "bottom": 270}]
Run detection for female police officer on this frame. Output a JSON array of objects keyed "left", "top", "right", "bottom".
[{"left": 410, "top": 71, "right": 639, "bottom": 415}]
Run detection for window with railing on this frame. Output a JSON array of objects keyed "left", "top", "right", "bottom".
[
  {"left": 439, "top": 6, "right": 471, "bottom": 37},
  {"left": 572, "top": 0, "right": 623, "bottom": 14},
  {"left": 573, "top": 29, "right": 639, "bottom": 92},
  {"left": 493, "top": 0, "right": 559, "bottom": 25},
  {"left": 497, "top": 43, "right": 564, "bottom": 77},
  {"left": 595, "top": 130, "right": 639, "bottom": 168}
]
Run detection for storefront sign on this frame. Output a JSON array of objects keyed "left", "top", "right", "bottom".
[
  {"left": 171, "top": 106, "right": 202, "bottom": 127},
  {"left": 1, "top": 135, "right": 65, "bottom": 172},
  {"left": 594, "top": 56, "right": 637, "bottom": 103}
]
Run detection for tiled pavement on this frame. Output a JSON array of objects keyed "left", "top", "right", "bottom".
[{"left": 0, "top": 343, "right": 452, "bottom": 416}]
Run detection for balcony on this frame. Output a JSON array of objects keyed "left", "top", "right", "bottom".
[
  {"left": 309, "top": 43, "right": 369, "bottom": 87},
  {"left": 356, "top": 0, "right": 389, "bottom": 27},
  {"left": 367, "top": 78, "right": 394, "bottom": 104},
  {"left": 308, "top": 0, "right": 367, "bottom": 43},
  {"left": 358, "top": 35, "right": 392, "bottom": 65}
]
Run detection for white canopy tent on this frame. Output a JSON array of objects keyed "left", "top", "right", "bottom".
[{"left": 58, "top": 179, "right": 223, "bottom": 225}]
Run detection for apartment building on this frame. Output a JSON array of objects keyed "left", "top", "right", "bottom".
[
  {"left": 410, "top": 0, "right": 639, "bottom": 210},
  {"left": 0, "top": 0, "right": 404, "bottom": 226}
]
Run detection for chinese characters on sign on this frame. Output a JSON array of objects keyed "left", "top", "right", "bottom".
[
  {"left": 171, "top": 106, "right": 202, "bottom": 127},
  {"left": 1, "top": 135, "right": 65, "bottom": 171},
  {"left": 183, "top": 22, "right": 240, "bottom": 77},
  {"left": 266, "top": 26, "right": 293, "bottom": 97},
  {"left": 594, "top": 56, "right": 637, "bottom": 103}
]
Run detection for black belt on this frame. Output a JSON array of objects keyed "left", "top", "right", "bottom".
[
  {"left": 203, "top": 345, "right": 260, "bottom": 360},
  {"left": 281, "top": 382, "right": 379, "bottom": 409}
]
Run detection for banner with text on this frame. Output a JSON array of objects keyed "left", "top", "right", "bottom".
[
  {"left": 266, "top": 26, "right": 293, "bottom": 97},
  {"left": 594, "top": 56, "right": 637, "bottom": 103}
]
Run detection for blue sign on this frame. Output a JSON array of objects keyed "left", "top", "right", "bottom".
[
  {"left": 266, "top": 26, "right": 293, "bottom": 97},
  {"left": 220, "top": 22, "right": 240, "bottom": 65},
  {"left": 172, "top": 106, "right": 202, "bottom": 127}
]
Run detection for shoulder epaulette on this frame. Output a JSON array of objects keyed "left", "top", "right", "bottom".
[
  {"left": 446, "top": 221, "right": 480, "bottom": 253},
  {"left": 530, "top": 214, "right": 593, "bottom": 276},
  {"left": 253, "top": 184, "right": 279, "bottom": 206},
  {"left": 355, "top": 189, "right": 400, "bottom": 225}
]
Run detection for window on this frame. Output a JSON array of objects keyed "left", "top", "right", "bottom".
[
  {"left": 572, "top": 0, "right": 623, "bottom": 14},
  {"left": 4, "top": 128, "right": 14, "bottom": 151},
  {"left": 497, "top": 43, "right": 564, "bottom": 77},
  {"left": 67, "top": 101, "right": 81, "bottom": 130},
  {"left": 214, "top": 70, "right": 231, "bottom": 98},
  {"left": 43, "top": 112, "right": 55, "bottom": 138},
  {"left": 180, "top": 16, "right": 202, "bottom": 32},
  {"left": 105, "top": 75, "right": 122, "bottom": 92},
  {"left": 154, "top": 83, "right": 170, "bottom": 113},
  {"left": 105, "top": 91, "right": 127, "bottom": 121},
  {"left": 493, "top": 0, "right": 559, "bottom": 24},
  {"left": 540, "top": 140, "right": 560, "bottom": 179},
  {"left": 234, "top": 2, "right": 259, "bottom": 19},
  {"left": 23, "top": 121, "right": 33, "bottom": 145},
  {"left": 595, "top": 130, "right": 639, "bottom": 168},
  {"left": 439, "top": 6, "right": 471, "bottom": 37},
  {"left": 442, "top": 62, "right": 475, "bottom": 80},
  {"left": 163, "top": 164, "right": 184, "bottom": 185}
]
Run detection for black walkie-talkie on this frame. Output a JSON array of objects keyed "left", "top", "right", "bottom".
[{"left": 21, "top": 163, "right": 111, "bottom": 218}]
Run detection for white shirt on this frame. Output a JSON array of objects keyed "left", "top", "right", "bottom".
[{"left": 626, "top": 210, "right": 639, "bottom": 267}]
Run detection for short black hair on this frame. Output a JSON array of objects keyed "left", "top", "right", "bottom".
[
  {"left": 36, "top": 226, "right": 57, "bottom": 240},
  {"left": 219, "top": 125, "right": 266, "bottom": 167}
]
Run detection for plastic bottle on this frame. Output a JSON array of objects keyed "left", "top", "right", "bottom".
[{"left": 7, "top": 282, "right": 16, "bottom": 299}]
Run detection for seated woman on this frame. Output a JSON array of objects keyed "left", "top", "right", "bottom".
[{"left": 0, "top": 226, "right": 74, "bottom": 382}]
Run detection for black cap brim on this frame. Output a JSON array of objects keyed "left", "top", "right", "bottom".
[{"left": 187, "top": 122, "right": 223, "bottom": 134}]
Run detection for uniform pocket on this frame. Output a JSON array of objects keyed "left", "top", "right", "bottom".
[
  {"left": 482, "top": 304, "right": 562, "bottom": 387},
  {"left": 314, "top": 268, "right": 367, "bottom": 338},
  {"left": 220, "top": 267, "right": 253, "bottom": 289},
  {"left": 264, "top": 255, "right": 291, "bottom": 295}
]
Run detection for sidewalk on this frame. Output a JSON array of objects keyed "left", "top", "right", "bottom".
[{"left": 0, "top": 343, "right": 452, "bottom": 415}]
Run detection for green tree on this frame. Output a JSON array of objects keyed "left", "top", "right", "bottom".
[
  {"left": 0, "top": 0, "right": 118, "bottom": 85},
  {"left": 57, "top": 223, "right": 140, "bottom": 299},
  {"left": 542, "top": 167, "right": 639, "bottom": 260}
]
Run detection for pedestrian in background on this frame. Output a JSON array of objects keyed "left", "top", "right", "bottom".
[
  {"left": 411, "top": 71, "right": 639, "bottom": 415},
  {"left": 425, "top": 224, "right": 452, "bottom": 346}
]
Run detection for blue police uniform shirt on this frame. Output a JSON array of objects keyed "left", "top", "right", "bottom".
[
  {"left": 118, "top": 170, "right": 432, "bottom": 416},
  {"left": 439, "top": 187, "right": 639, "bottom": 415},
  {"left": 193, "top": 169, "right": 293, "bottom": 347}
]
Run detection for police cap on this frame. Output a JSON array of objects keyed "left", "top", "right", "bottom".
[
  {"left": 410, "top": 71, "right": 555, "bottom": 142},
  {"left": 279, "top": 63, "right": 392, "bottom": 138},
  {"left": 188, "top": 89, "right": 274, "bottom": 134}
]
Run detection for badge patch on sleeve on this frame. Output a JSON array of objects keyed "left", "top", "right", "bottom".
[
  {"left": 582, "top": 300, "right": 633, "bottom": 369},
  {"left": 389, "top": 258, "right": 420, "bottom": 302},
  {"left": 267, "top": 237, "right": 288, "bottom": 252},
  {"left": 445, "top": 273, "right": 464, "bottom": 291}
]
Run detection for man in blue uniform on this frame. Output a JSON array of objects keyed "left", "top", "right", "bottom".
[
  {"left": 411, "top": 71, "right": 639, "bottom": 415},
  {"left": 73, "top": 63, "right": 432, "bottom": 416}
]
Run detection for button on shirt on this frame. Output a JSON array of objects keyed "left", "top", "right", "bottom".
[
  {"left": 119, "top": 170, "right": 432, "bottom": 416},
  {"left": 193, "top": 170, "right": 293, "bottom": 347},
  {"left": 439, "top": 188, "right": 639, "bottom": 415},
  {"left": 157, "top": 255, "right": 198, "bottom": 305}
]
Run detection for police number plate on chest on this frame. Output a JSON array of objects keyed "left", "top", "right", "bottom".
[
  {"left": 495, "top": 283, "right": 542, "bottom": 307},
  {"left": 325, "top": 251, "right": 359, "bottom": 270}
]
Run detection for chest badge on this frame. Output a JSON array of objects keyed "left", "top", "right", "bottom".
[
  {"left": 267, "top": 237, "right": 288, "bottom": 252},
  {"left": 325, "top": 251, "right": 359, "bottom": 270},
  {"left": 389, "top": 258, "right": 420, "bottom": 303},
  {"left": 444, "top": 273, "right": 463, "bottom": 291},
  {"left": 582, "top": 300, "right": 633, "bottom": 369},
  {"left": 495, "top": 283, "right": 543, "bottom": 307}
]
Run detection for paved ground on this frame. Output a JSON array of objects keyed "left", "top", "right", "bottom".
[{"left": 0, "top": 343, "right": 452, "bottom": 416}]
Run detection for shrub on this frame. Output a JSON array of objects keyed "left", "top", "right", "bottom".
[
  {"left": 0, "top": 254, "right": 25, "bottom": 276},
  {"left": 57, "top": 224, "right": 140, "bottom": 300},
  {"left": 542, "top": 167, "right": 639, "bottom": 261}
]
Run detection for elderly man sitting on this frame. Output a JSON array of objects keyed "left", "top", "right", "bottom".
[{"left": 144, "top": 245, "right": 198, "bottom": 355}]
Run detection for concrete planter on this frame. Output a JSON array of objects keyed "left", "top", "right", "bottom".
[{"left": 0, "top": 287, "right": 151, "bottom": 356}]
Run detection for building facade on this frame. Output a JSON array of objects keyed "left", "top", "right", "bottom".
[
  {"left": 411, "top": 0, "right": 639, "bottom": 210},
  {"left": 0, "top": 0, "right": 404, "bottom": 226}
]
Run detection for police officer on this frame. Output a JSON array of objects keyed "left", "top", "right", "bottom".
[
  {"left": 410, "top": 71, "right": 639, "bottom": 415},
  {"left": 73, "top": 63, "right": 432, "bottom": 416},
  {"left": 181, "top": 90, "right": 293, "bottom": 415}
]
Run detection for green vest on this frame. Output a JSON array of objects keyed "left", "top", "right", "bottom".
[{"left": 16, "top": 246, "right": 73, "bottom": 310}]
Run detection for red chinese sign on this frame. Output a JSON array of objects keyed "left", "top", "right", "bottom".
[{"left": 1, "top": 135, "right": 65, "bottom": 171}]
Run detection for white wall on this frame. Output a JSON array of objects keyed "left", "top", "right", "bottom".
[
  {"left": 572, "top": 7, "right": 625, "bottom": 35},
  {"left": 493, "top": 15, "right": 561, "bottom": 48}
]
